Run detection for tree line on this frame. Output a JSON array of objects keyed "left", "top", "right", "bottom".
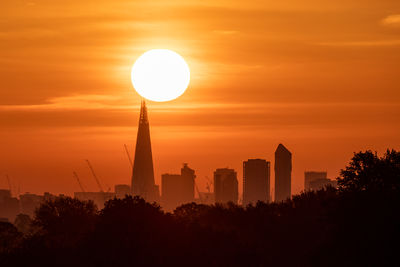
[{"left": 1, "top": 150, "right": 399, "bottom": 266}]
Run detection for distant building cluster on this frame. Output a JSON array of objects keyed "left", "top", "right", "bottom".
[
  {"left": 0, "top": 190, "right": 64, "bottom": 222},
  {"left": 157, "top": 142, "right": 292, "bottom": 211},
  {"left": 0, "top": 184, "right": 138, "bottom": 223}
]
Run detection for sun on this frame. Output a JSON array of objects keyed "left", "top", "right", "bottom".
[{"left": 131, "top": 49, "right": 190, "bottom": 102}]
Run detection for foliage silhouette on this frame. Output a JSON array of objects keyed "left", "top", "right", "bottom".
[
  {"left": 13, "top": 214, "right": 32, "bottom": 235},
  {"left": 0, "top": 150, "right": 399, "bottom": 266},
  {"left": 337, "top": 149, "right": 400, "bottom": 193},
  {"left": 0, "top": 222, "right": 22, "bottom": 255},
  {"left": 32, "top": 197, "right": 98, "bottom": 248}
]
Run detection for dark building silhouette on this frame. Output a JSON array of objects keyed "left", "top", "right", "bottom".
[
  {"left": 131, "top": 101, "right": 159, "bottom": 202},
  {"left": 304, "top": 171, "right": 327, "bottom": 191},
  {"left": 161, "top": 163, "right": 196, "bottom": 211},
  {"left": 243, "top": 159, "right": 270, "bottom": 205},
  {"left": 161, "top": 174, "right": 180, "bottom": 211},
  {"left": 214, "top": 168, "right": 238, "bottom": 204},
  {"left": 180, "top": 164, "right": 195, "bottom": 201},
  {"left": 114, "top": 184, "right": 131, "bottom": 199},
  {"left": 305, "top": 171, "right": 337, "bottom": 191},
  {"left": 274, "top": 144, "right": 292, "bottom": 202},
  {"left": 309, "top": 178, "right": 337, "bottom": 191},
  {"left": 0, "top": 189, "right": 11, "bottom": 200},
  {"left": 0, "top": 189, "right": 20, "bottom": 222}
]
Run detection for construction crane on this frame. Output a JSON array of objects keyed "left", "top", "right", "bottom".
[
  {"left": 17, "top": 182, "right": 20, "bottom": 196},
  {"left": 73, "top": 171, "right": 86, "bottom": 192},
  {"left": 205, "top": 176, "right": 213, "bottom": 193},
  {"left": 205, "top": 182, "right": 211, "bottom": 193},
  {"left": 194, "top": 180, "right": 203, "bottom": 204},
  {"left": 85, "top": 160, "right": 104, "bottom": 192},
  {"left": 5, "top": 174, "right": 12, "bottom": 195},
  {"left": 124, "top": 144, "right": 133, "bottom": 168}
]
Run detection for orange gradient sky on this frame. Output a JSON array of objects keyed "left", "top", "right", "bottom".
[{"left": 1, "top": 0, "right": 399, "bottom": 197}]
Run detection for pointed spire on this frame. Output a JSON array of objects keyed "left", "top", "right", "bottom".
[
  {"left": 131, "top": 99, "right": 158, "bottom": 202},
  {"left": 139, "top": 99, "right": 149, "bottom": 124}
]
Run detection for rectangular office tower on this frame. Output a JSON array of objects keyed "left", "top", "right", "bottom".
[
  {"left": 214, "top": 168, "right": 238, "bottom": 204},
  {"left": 243, "top": 159, "right": 270, "bottom": 205},
  {"left": 161, "top": 163, "right": 196, "bottom": 211},
  {"left": 274, "top": 144, "right": 292, "bottom": 202},
  {"left": 304, "top": 171, "right": 327, "bottom": 191}
]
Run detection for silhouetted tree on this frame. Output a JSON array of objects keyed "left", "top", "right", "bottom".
[
  {"left": 13, "top": 214, "right": 32, "bottom": 235},
  {"left": 337, "top": 149, "right": 400, "bottom": 193},
  {"left": 0, "top": 222, "right": 22, "bottom": 255},
  {"left": 32, "top": 196, "right": 97, "bottom": 248},
  {"left": 90, "top": 196, "right": 172, "bottom": 266}
]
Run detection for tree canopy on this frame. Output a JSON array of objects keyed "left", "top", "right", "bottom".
[
  {"left": 1, "top": 149, "right": 399, "bottom": 266},
  {"left": 337, "top": 149, "right": 400, "bottom": 193}
]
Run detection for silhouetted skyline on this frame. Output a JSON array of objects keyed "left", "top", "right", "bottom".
[
  {"left": 1, "top": 1, "right": 400, "bottom": 265},
  {"left": 1, "top": 1, "right": 399, "bottom": 198},
  {"left": 0, "top": 100, "right": 328, "bottom": 218}
]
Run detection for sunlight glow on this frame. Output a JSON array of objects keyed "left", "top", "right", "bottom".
[{"left": 131, "top": 49, "right": 190, "bottom": 102}]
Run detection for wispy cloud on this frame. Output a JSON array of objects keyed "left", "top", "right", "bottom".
[
  {"left": 0, "top": 94, "right": 258, "bottom": 112},
  {"left": 0, "top": 95, "right": 127, "bottom": 111},
  {"left": 313, "top": 40, "right": 400, "bottom": 47},
  {"left": 381, "top": 14, "right": 400, "bottom": 27},
  {"left": 1, "top": 93, "right": 398, "bottom": 112}
]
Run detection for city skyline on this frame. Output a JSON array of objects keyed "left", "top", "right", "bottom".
[
  {"left": 0, "top": 106, "right": 326, "bottom": 214},
  {"left": 0, "top": 100, "right": 389, "bottom": 203},
  {"left": 1, "top": 1, "right": 399, "bottom": 266},
  {"left": 0, "top": 130, "right": 390, "bottom": 198},
  {"left": 1, "top": 0, "right": 399, "bottom": 197},
  {"left": 0, "top": 97, "right": 345, "bottom": 199}
]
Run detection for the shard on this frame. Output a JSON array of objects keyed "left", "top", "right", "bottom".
[{"left": 131, "top": 100, "right": 159, "bottom": 202}]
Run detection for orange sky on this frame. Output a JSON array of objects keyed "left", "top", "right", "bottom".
[{"left": 1, "top": 0, "right": 399, "bottom": 198}]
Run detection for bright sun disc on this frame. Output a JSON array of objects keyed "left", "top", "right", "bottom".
[{"left": 131, "top": 49, "right": 190, "bottom": 102}]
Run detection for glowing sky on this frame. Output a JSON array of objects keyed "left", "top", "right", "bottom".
[{"left": 0, "top": 0, "right": 399, "bottom": 197}]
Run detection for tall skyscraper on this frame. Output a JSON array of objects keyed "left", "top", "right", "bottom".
[
  {"left": 214, "top": 168, "right": 238, "bottom": 204},
  {"left": 161, "top": 174, "right": 181, "bottom": 211},
  {"left": 243, "top": 159, "right": 270, "bottom": 206},
  {"left": 131, "top": 101, "right": 159, "bottom": 202},
  {"left": 274, "top": 144, "right": 292, "bottom": 202},
  {"left": 161, "top": 163, "right": 196, "bottom": 211}
]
